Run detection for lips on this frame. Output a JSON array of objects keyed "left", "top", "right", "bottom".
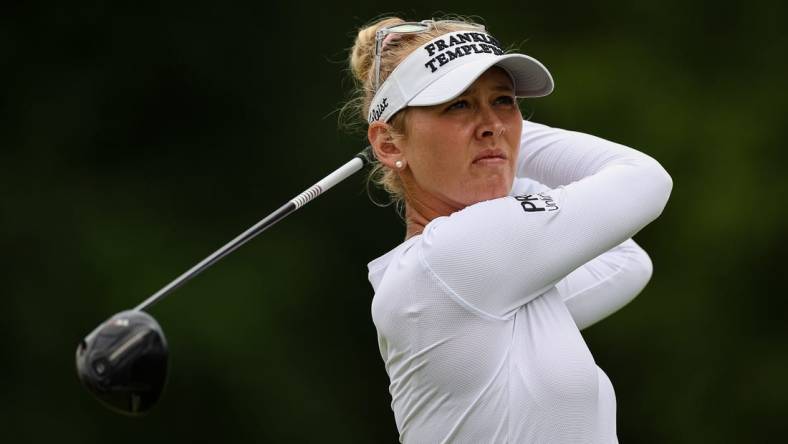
[{"left": 472, "top": 149, "right": 508, "bottom": 164}]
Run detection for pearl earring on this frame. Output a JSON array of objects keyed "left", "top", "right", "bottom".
[{"left": 395, "top": 160, "right": 404, "bottom": 169}]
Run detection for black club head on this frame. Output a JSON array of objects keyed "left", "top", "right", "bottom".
[{"left": 76, "top": 310, "right": 168, "bottom": 415}]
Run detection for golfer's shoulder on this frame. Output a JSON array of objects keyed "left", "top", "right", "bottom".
[{"left": 367, "top": 236, "right": 425, "bottom": 290}]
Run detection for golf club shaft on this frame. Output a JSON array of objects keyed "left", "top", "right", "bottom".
[{"left": 133, "top": 146, "right": 373, "bottom": 312}]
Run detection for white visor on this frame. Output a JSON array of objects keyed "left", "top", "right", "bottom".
[{"left": 368, "top": 30, "right": 554, "bottom": 123}]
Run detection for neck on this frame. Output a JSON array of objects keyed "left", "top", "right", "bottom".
[
  {"left": 403, "top": 195, "right": 463, "bottom": 240},
  {"left": 404, "top": 204, "right": 429, "bottom": 239}
]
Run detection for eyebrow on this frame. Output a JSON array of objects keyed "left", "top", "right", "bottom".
[{"left": 461, "top": 83, "right": 515, "bottom": 96}]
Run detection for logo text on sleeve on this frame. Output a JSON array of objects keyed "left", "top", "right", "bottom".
[{"left": 514, "top": 192, "right": 559, "bottom": 213}]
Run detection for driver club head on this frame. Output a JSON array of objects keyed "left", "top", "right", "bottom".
[{"left": 76, "top": 310, "right": 169, "bottom": 415}]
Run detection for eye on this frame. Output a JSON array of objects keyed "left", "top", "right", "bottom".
[
  {"left": 446, "top": 99, "right": 469, "bottom": 111},
  {"left": 494, "top": 95, "right": 516, "bottom": 105}
]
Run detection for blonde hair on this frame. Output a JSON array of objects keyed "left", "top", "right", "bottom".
[{"left": 343, "top": 16, "right": 485, "bottom": 208}]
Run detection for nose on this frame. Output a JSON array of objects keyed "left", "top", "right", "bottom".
[{"left": 474, "top": 105, "right": 505, "bottom": 140}]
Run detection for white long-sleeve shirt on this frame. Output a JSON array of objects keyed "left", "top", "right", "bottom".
[{"left": 368, "top": 120, "right": 672, "bottom": 443}]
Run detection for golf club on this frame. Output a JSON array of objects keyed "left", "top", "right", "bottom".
[{"left": 76, "top": 146, "right": 373, "bottom": 415}]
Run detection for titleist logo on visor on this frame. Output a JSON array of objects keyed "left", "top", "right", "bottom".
[
  {"left": 423, "top": 32, "right": 504, "bottom": 73},
  {"left": 369, "top": 98, "right": 389, "bottom": 123}
]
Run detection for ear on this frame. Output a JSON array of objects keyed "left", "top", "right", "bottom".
[{"left": 368, "top": 121, "right": 404, "bottom": 170}]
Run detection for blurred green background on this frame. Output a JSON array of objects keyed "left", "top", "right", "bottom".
[{"left": 2, "top": 0, "right": 786, "bottom": 442}]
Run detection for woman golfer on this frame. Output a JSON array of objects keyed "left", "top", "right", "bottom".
[{"left": 350, "top": 17, "right": 672, "bottom": 443}]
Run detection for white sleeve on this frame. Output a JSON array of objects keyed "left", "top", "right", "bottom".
[
  {"left": 516, "top": 120, "right": 635, "bottom": 187},
  {"left": 556, "top": 239, "right": 653, "bottom": 330},
  {"left": 419, "top": 121, "right": 672, "bottom": 318},
  {"left": 512, "top": 139, "right": 653, "bottom": 329}
]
